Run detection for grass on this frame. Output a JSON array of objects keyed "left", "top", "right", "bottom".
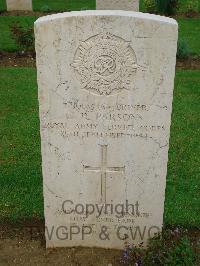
[
  {"left": 140, "top": 0, "right": 199, "bottom": 13},
  {"left": 0, "top": 16, "right": 200, "bottom": 55},
  {"left": 1, "top": 0, "right": 197, "bottom": 12},
  {"left": 177, "top": 0, "right": 200, "bottom": 13},
  {"left": 0, "top": 68, "right": 43, "bottom": 221},
  {"left": 0, "top": 16, "right": 37, "bottom": 52},
  {"left": 164, "top": 70, "right": 200, "bottom": 227},
  {"left": 0, "top": 0, "right": 6, "bottom": 11},
  {"left": 177, "top": 18, "right": 200, "bottom": 55},
  {"left": 0, "top": 68, "right": 199, "bottom": 226},
  {"left": 0, "top": 0, "right": 95, "bottom": 11},
  {"left": 33, "top": 0, "right": 95, "bottom": 11}
]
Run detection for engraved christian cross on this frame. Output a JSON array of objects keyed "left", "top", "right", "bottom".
[{"left": 83, "top": 145, "right": 125, "bottom": 203}]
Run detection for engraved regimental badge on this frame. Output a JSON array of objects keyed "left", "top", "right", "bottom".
[{"left": 72, "top": 32, "right": 138, "bottom": 96}]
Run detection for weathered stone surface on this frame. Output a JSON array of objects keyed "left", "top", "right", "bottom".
[
  {"left": 96, "top": 0, "right": 139, "bottom": 11},
  {"left": 6, "top": 0, "right": 32, "bottom": 11},
  {"left": 35, "top": 11, "right": 178, "bottom": 249}
]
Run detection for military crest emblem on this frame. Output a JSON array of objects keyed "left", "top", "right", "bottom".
[{"left": 72, "top": 32, "right": 138, "bottom": 96}]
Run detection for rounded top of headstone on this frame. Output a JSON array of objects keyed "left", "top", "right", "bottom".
[{"left": 34, "top": 10, "right": 177, "bottom": 27}]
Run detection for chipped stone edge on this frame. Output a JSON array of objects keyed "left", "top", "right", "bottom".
[{"left": 34, "top": 10, "right": 178, "bottom": 27}]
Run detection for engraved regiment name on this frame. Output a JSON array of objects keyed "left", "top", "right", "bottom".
[{"left": 72, "top": 32, "right": 138, "bottom": 96}]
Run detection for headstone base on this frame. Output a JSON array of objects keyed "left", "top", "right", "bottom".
[
  {"left": 96, "top": 0, "right": 139, "bottom": 11},
  {"left": 6, "top": 0, "right": 32, "bottom": 11}
]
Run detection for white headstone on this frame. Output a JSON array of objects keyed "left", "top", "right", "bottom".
[
  {"left": 6, "top": 0, "right": 32, "bottom": 11},
  {"left": 35, "top": 11, "right": 178, "bottom": 249},
  {"left": 96, "top": 0, "right": 139, "bottom": 11}
]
